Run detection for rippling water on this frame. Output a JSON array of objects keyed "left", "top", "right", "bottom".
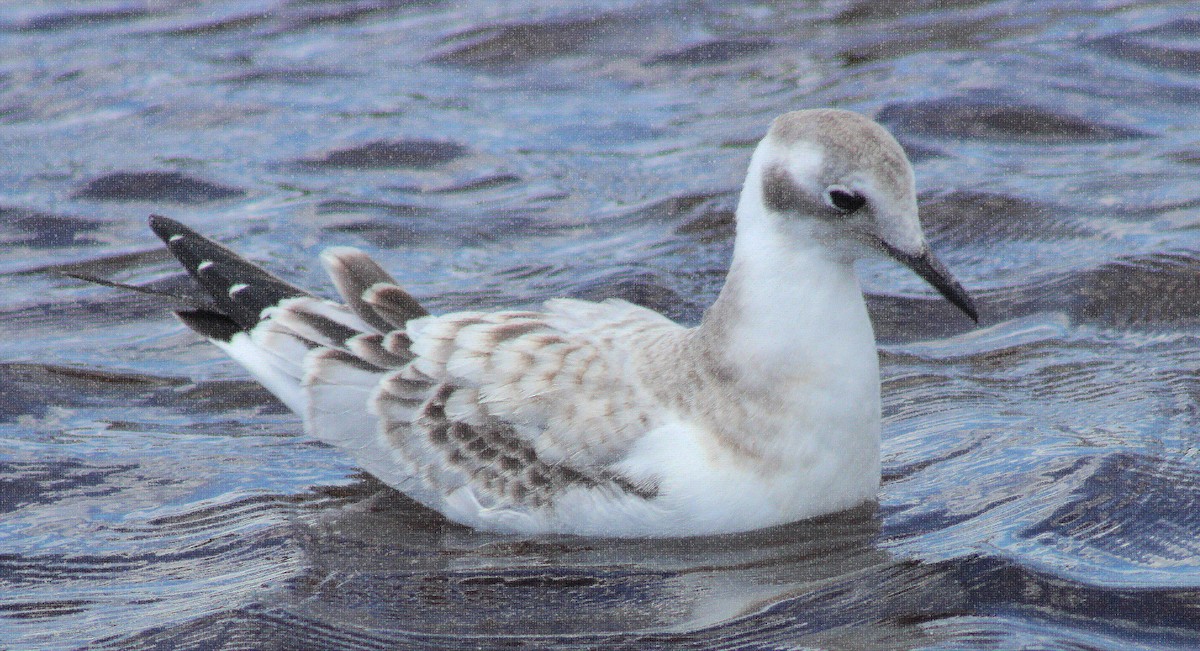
[{"left": 2, "top": 1, "right": 1199, "bottom": 649}]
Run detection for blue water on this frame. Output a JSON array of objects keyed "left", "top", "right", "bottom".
[{"left": 1, "top": 1, "right": 1199, "bottom": 649}]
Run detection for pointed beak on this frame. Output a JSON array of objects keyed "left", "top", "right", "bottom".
[{"left": 881, "top": 242, "right": 978, "bottom": 323}]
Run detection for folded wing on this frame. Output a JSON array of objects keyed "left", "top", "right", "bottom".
[{"left": 148, "top": 216, "right": 668, "bottom": 531}]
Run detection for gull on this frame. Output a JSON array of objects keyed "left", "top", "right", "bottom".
[{"left": 134, "top": 109, "right": 976, "bottom": 538}]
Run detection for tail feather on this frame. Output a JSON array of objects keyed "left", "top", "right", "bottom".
[
  {"left": 362, "top": 283, "right": 429, "bottom": 330},
  {"left": 266, "top": 297, "right": 373, "bottom": 350},
  {"left": 213, "top": 326, "right": 309, "bottom": 413},
  {"left": 319, "top": 246, "right": 427, "bottom": 332},
  {"left": 81, "top": 216, "right": 437, "bottom": 467}
]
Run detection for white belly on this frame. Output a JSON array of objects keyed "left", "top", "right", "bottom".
[{"left": 483, "top": 415, "right": 879, "bottom": 538}]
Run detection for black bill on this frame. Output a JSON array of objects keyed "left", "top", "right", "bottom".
[{"left": 882, "top": 242, "right": 979, "bottom": 323}]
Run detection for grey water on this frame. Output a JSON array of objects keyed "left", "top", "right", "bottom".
[{"left": 1, "top": 1, "right": 1199, "bottom": 649}]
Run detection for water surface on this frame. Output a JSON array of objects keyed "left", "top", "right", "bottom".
[{"left": 1, "top": 1, "right": 1199, "bottom": 649}]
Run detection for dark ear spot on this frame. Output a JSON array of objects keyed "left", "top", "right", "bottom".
[{"left": 762, "top": 164, "right": 802, "bottom": 213}]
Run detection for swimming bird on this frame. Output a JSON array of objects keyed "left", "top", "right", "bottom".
[{"left": 137, "top": 109, "right": 976, "bottom": 537}]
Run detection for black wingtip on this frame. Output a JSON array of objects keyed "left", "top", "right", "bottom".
[
  {"left": 149, "top": 214, "right": 310, "bottom": 333},
  {"left": 64, "top": 270, "right": 215, "bottom": 310},
  {"left": 175, "top": 309, "right": 243, "bottom": 342},
  {"left": 149, "top": 214, "right": 190, "bottom": 244}
]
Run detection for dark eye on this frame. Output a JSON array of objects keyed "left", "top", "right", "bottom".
[{"left": 827, "top": 188, "right": 866, "bottom": 213}]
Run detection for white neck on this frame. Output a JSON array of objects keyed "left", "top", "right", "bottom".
[
  {"left": 677, "top": 171, "right": 883, "bottom": 521},
  {"left": 681, "top": 159, "right": 882, "bottom": 510},
  {"left": 696, "top": 165, "right": 879, "bottom": 390}
]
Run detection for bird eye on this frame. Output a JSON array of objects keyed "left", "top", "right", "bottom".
[{"left": 826, "top": 187, "right": 866, "bottom": 213}]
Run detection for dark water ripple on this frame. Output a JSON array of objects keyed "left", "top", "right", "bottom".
[
  {"left": 878, "top": 97, "right": 1150, "bottom": 143},
  {"left": 297, "top": 140, "right": 470, "bottom": 170},
  {"left": 0, "top": 207, "right": 106, "bottom": 249},
  {"left": 429, "top": 13, "right": 635, "bottom": 68},
  {"left": 73, "top": 171, "right": 247, "bottom": 204},
  {"left": 2, "top": 0, "right": 1200, "bottom": 649},
  {"left": 1089, "top": 19, "right": 1200, "bottom": 74}
]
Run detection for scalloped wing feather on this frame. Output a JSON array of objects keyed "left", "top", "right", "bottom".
[
  {"left": 264, "top": 249, "right": 669, "bottom": 527},
  {"left": 402, "top": 299, "right": 680, "bottom": 467}
]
